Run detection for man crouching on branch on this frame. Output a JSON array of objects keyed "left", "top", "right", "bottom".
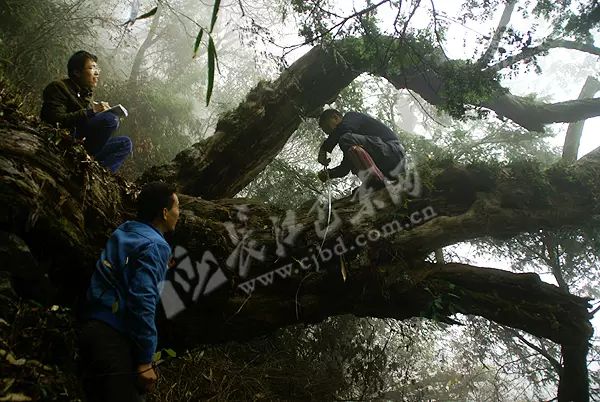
[{"left": 317, "top": 109, "right": 406, "bottom": 190}]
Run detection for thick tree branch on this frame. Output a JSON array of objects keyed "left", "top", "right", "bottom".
[
  {"left": 482, "top": 94, "right": 600, "bottom": 133},
  {"left": 487, "top": 39, "right": 600, "bottom": 72},
  {"left": 157, "top": 259, "right": 591, "bottom": 401},
  {"left": 159, "top": 259, "right": 593, "bottom": 345},
  {"left": 140, "top": 45, "right": 360, "bottom": 198},
  {"left": 1, "top": 97, "right": 597, "bottom": 398},
  {"left": 140, "top": 36, "right": 600, "bottom": 198},
  {"left": 386, "top": 66, "right": 600, "bottom": 132},
  {"left": 5, "top": 116, "right": 600, "bottom": 300}
]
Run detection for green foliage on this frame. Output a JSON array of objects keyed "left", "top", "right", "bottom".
[
  {"left": 99, "top": 80, "right": 200, "bottom": 178},
  {"left": 0, "top": 0, "right": 105, "bottom": 109},
  {"left": 206, "top": 37, "right": 217, "bottom": 106},
  {"left": 149, "top": 316, "right": 550, "bottom": 401},
  {"left": 534, "top": 0, "right": 600, "bottom": 42},
  {"left": 241, "top": 118, "right": 326, "bottom": 207},
  {"left": 433, "top": 121, "right": 558, "bottom": 164},
  {"left": 332, "top": 33, "right": 438, "bottom": 75},
  {"left": 334, "top": 80, "right": 365, "bottom": 111},
  {"left": 242, "top": 157, "right": 323, "bottom": 207},
  {"left": 459, "top": 0, "right": 502, "bottom": 24},
  {"left": 454, "top": 317, "right": 560, "bottom": 400},
  {"left": 192, "top": 0, "right": 222, "bottom": 106},
  {"left": 421, "top": 283, "right": 463, "bottom": 321},
  {"left": 192, "top": 29, "right": 204, "bottom": 59},
  {"left": 209, "top": 0, "right": 221, "bottom": 31},
  {"left": 152, "top": 348, "right": 176, "bottom": 363},
  {"left": 565, "top": 3, "right": 600, "bottom": 40},
  {"left": 291, "top": 0, "right": 334, "bottom": 43},
  {"left": 437, "top": 60, "right": 505, "bottom": 119}
]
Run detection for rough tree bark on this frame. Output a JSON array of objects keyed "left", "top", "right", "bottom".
[
  {"left": 1, "top": 96, "right": 598, "bottom": 399},
  {"left": 2, "top": 34, "right": 600, "bottom": 398},
  {"left": 142, "top": 38, "right": 600, "bottom": 200}
]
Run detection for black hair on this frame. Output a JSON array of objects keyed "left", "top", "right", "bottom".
[
  {"left": 67, "top": 50, "right": 98, "bottom": 79},
  {"left": 318, "top": 109, "right": 343, "bottom": 126},
  {"left": 136, "top": 182, "right": 177, "bottom": 222}
]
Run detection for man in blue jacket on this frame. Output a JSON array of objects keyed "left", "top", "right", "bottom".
[
  {"left": 79, "top": 181, "right": 180, "bottom": 401},
  {"left": 317, "top": 109, "right": 405, "bottom": 189}
]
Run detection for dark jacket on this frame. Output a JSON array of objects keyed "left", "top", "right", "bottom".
[
  {"left": 84, "top": 220, "right": 172, "bottom": 364},
  {"left": 319, "top": 112, "right": 402, "bottom": 178},
  {"left": 40, "top": 78, "right": 94, "bottom": 130}
]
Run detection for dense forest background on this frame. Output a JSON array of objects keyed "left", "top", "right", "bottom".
[{"left": 1, "top": 0, "right": 600, "bottom": 400}]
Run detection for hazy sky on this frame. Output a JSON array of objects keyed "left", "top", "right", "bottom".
[{"left": 268, "top": 0, "right": 600, "bottom": 157}]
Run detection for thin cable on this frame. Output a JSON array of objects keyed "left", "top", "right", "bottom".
[{"left": 317, "top": 168, "right": 333, "bottom": 253}]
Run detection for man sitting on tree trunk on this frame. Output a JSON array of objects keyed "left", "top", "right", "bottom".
[
  {"left": 317, "top": 109, "right": 406, "bottom": 190},
  {"left": 78, "top": 182, "right": 180, "bottom": 402},
  {"left": 40, "top": 50, "right": 132, "bottom": 173}
]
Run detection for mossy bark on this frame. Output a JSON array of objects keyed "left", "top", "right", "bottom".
[
  {"left": 1, "top": 122, "right": 598, "bottom": 399},
  {"left": 142, "top": 36, "right": 600, "bottom": 200},
  {"left": 2, "top": 64, "right": 599, "bottom": 398}
]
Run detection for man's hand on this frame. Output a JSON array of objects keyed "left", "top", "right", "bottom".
[
  {"left": 92, "top": 101, "right": 110, "bottom": 113},
  {"left": 317, "top": 170, "right": 329, "bottom": 182},
  {"left": 137, "top": 363, "right": 158, "bottom": 393},
  {"left": 318, "top": 151, "right": 331, "bottom": 166}
]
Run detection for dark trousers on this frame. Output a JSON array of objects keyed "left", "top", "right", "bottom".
[
  {"left": 338, "top": 133, "right": 405, "bottom": 179},
  {"left": 75, "top": 113, "right": 132, "bottom": 173},
  {"left": 78, "top": 320, "right": 145, "bottom": 402}
]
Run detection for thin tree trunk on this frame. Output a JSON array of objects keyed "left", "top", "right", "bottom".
[
  {"left": 128, "top": 4, "right": 162, "bottom": 89},
  {"left": 562, "top": 76, "right": 600, "bottom": 162},
  {"left": 478, "top": 0, "right": 517, "bottom": 66}
]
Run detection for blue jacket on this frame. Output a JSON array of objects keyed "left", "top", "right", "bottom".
[{"left": 84, "top": 220, "right": 172, "bottom": 364}]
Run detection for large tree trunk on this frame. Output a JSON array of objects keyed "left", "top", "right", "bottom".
[
  {"left": 140, "top": 45, "right": 360, "bottom": 199},
  {"left": 1, "top": 95, "right": 598, "bottom": 397},
  {"left": 3, "top": 29, "right": 600, "bottom": 395},
  {"left": 142, "top": 37, "right": 600, "bottom": 200}
]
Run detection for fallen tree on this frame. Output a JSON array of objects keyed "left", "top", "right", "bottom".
[
  {"left": 142, "top": 36, "right": 600, "bottom": 200},
  {"left": 1, "top": 76, "right": 598, "bottom": 398},
  {"left": 2, "top": 0, "right": 600, "bottom": 397}
]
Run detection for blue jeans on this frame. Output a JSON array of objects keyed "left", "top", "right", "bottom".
[{"left": 75, "top": 113, "right": 132, "bottom": 173}]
